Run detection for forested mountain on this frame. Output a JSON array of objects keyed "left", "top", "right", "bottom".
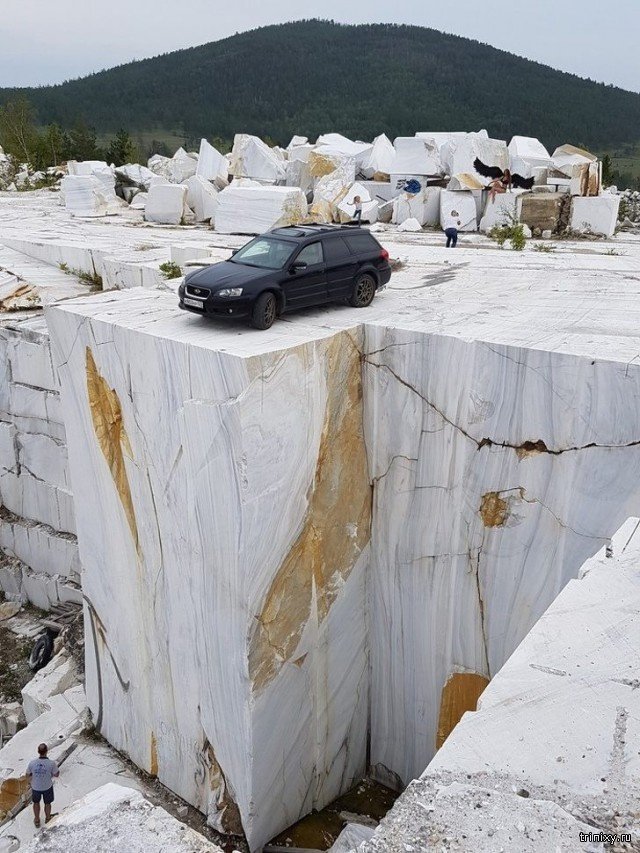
[{"left": 2, "top": 20, "right": 639, "bottom": 150}]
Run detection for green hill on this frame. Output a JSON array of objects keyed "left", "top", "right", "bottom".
[{"left": 2, "top": 20, "right": 639, "bottom": 151}]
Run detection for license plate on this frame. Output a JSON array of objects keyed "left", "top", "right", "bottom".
[{"left": 184, "top": 297, "right": 204, "bottom": 309}]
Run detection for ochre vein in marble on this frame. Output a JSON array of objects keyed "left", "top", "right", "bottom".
[
  {"left": 85, "top": 347, "right": 139, "bottom": 552},
  {"left": 207, "top": 744, "right": 243, "bottom": 835},
  {"left": 150, "top": 732, "right": 158, "bottom": 776},
  {"left": 249, "top": 332, "right": 372, "bottom": 693},
  {"left": 479, "top": 491, "right": 510, "bottom": 527},
  {"left": 436, "top": 672, "right": 490, "bottom": 749}
]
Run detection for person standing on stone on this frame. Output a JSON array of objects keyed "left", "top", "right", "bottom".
[
  {"left": 352, "top": 195, "right": 363, "bottom": 225},
  {"left": 26, "top": 743, "right": 59, "bottom": 827}
]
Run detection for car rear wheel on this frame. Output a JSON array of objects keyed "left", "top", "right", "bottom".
[
  {"left": 349, "top": 273, "right": 376, "bottom": 308},
  {"left": 251, "top": 292, "right": 277, "bottom": 330}
]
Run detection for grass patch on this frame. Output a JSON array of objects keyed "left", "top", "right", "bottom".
[
  {"left": 59, "top": 262, "right": 103, "bottom": 289},
  {"left": 533, "top": 242, "right": 555, "bottom": 253},
  {"left": 159, "top": 261, "right": 183, "bottom": 279},
  {"left": 488, "top": 222, "right": 526, "bottom": 251}
]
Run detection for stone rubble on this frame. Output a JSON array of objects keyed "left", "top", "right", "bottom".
[{"left": 22, "top": 783, "right": 223, "bottom": 852}]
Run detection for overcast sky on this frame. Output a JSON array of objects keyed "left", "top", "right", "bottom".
[{"left": 2, "top": 0, "right": 638, "bottom": 92}]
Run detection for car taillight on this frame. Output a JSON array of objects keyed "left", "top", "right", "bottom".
[{"left": 380, "top": 248, "right": 389, "bottom": 260}]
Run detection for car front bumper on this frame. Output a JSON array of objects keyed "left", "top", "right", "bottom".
[{"left": 179, "top": 290, "right": 253, "bottom": 318}]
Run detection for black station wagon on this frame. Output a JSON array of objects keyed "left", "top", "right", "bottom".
[{"left": 178, "top": 224, "right": 392, "bottom": 329}]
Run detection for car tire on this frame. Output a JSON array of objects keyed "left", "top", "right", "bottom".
[
  {"left": 349, "top": 273, "right": 376, "bottom": 308},
  {"left": 251, "top": 292, "right": 277, "bottom": 330},
  {"left": 29, "top": 630, "right": 55, "bottom": 672}
]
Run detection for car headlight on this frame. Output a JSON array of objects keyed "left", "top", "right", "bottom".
[{"left": 217, "top": 287, "right": 243, "bottom": 298}]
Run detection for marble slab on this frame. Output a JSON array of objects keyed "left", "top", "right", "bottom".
[{"left": 47, "top": 293, "right": 370, "bottom": 849}]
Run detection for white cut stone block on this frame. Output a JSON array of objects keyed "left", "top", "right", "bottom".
[
  {"left": 314, "top": 133, "right": 373, "bottom": 171},
  {"left": 129, "top": 191, "right": 148, "bottom": 210},
  {"left": 361, "top": 134, "right": 395, "bottom": 178},
  {"left": 440, "top": 190, "right": 478, "bottom": 231},
  {"left": 392, "top": 187, "right": 441, "bottom": 226},
  {"left": 0, "top": 421, "right": 17, "bottom": 472},
  {"left": 114, "top": 163, "right": 157, "bottom": 191},
  {"left": 47, "top": 292, "right": 371, "bottom": 849},
  {"left": 196, "top": 139, "right": 228, "bottom": 186},
  {"left": 167, "top": 147, "right": 198, "bottom": 183},
  {"left": 215, "top": 185, "right": 307, "bottom": 234},
  {"left": 184, "top": 175, "right": 219, "bottom": 223},
  {"left": 364, "top": 327, "right": 640, "bottom": 789},
  {"left": 358, "top": 181, "right": 398, "bottom": 203},
  {"left": 391, "top": 137, "right": 442, "bottom": 177},
  {"left": 61, "top": 176, "right": 117, "bottom": 218},
  {"left": 21, "top": 652, "right": 79, "bottom": 723},
  {"left": 571, "top": 195, "right": 620, "bottom": 237},
  {"left": 17, "top": 431, "right": 69, "bottom": 490},
  {"left": 0, "top": 469, "right": 75, "bottom": 534},
  {"left": 508, "top": 136, "right": 551, "bottom": 179},
  {"left": 552, "top": 143, "right": 596, "bottom": 177},
  {"left": 479, "top": 190, "right": 526, "bottom": 232},
  {"left": 230, "top": 134, "right": 286, "bottom": 184},
  {"left": 443, "top": 135, "right": 508, "bottom": 179},
  {"left": 145, "top": 185, "right": 190, "bottom": 225},
  {"left": 0, "top": 702, "right": 24, "bottom": 739},
  {"left": 287, "top": 135, "right": 308, "bottom": 149},
  {"left": 67, "top": 161, "right": 115, "bottom": 193},
  {"left": 0, "top": 515, "right": 80, "bottom": 580},
  {"left": 6, "top": 334, "right": 57, "bottom": 392}
]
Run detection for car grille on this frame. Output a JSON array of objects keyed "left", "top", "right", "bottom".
[{"left": 185, "top": 284, "right": 210, "bottom": 298}]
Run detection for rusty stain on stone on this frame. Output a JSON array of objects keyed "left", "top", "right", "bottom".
[
  {"left": 479, "top": 491, "right": 510, "bottom": 527},
  {"left": 86, "top": 347, "right": 139, "bottom": 553},
  {"left": 150, "top": 732, "right": 158, "bottom": 776},
  {"left": 436, "top": 672, "right": 490, "bottom": 749},
  {"left": 515, "top": 439, "right": 549, "bottom": 460},
  {"left": 249, "top": 331, "right": 371, "bottom": 693}
]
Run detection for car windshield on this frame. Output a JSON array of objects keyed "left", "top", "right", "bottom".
[{"left": 230, "top": 237, "right": 296, "bottom": 270}]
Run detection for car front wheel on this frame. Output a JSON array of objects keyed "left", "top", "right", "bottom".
[
  {"left": 349, "top": 273, "right": 376, "bottom": 308},
  {"left": 251, "top": 292, "right": 277, "bottom": 330}
]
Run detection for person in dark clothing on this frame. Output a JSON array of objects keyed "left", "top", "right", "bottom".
[{"left": 26, "top": 743, "right": 59, "bottom": 827}]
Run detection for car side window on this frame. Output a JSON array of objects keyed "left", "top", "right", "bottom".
[
  {"left": 296, "top": 242, "right": 323, "bottom": 266},
  {"left": 323, "top": 237, "right": 352, "bottom": 262},
  {"left": 344, "top": 233, "right": 379, "bottom": 254}
]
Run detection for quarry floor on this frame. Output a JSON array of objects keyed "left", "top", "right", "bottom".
[
  {"left": 1, "top": 191, "right": 640, "bottom": 851},
  {"left": 2, "top": 189, "right": 640, "bottom": 364}
]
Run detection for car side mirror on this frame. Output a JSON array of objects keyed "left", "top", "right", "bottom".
[
  {"left": 290, "top": 261, "right": 307, "bottom": 273},
  {"left": 230, "top": 248, "right": 238, "bottom": 256}
]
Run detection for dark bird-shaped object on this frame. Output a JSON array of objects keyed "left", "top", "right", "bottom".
[{"left": 473, "top": 157, "right": 535, "bottom": 189}]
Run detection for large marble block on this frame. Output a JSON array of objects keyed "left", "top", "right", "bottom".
[
  {"left": 46, "top": 291, "right": 371, "bottom": 850},
  {"left": 363, "top": 326, "right": 640, "bottom": 787}
]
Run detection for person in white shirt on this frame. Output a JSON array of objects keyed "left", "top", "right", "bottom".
[{"left": 444, "top": 209, "right": 462, "bottom": 247}]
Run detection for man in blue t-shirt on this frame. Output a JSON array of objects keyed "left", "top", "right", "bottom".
[{"left": 26, "top": 743, "right": 60, "bottom": 827}]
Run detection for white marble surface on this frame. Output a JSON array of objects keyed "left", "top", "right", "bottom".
[
  {"left": 23, "top": 783, "right": 221, "bottom": 853},
  {"left": 47, "top": 297, "right": 371, "bottom": 849},
  {"left": 361, "top": 518, "right": 640, "bottom": 851},
  {"left": 363, "top": 328, "right": 640, "bottom": 785}
]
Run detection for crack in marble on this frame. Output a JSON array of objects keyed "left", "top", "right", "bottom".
[{"left": 365, "top": 357, "right": 640, "bottom": 457}]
